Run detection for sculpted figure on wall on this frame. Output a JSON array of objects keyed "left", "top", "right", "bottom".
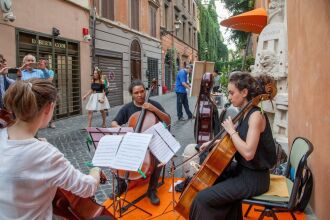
[
  {"left": 268, "top": 0, "right": 285, "bottom": 23},
  {"left": 0, "top": 0, "right": 15, "bottom": 22},
  {"left": 257, "top": 50, "right": 279, "bottom": 77},
  {"left": 252, "top": 0, "right": 287, "bottom": 79},
  {"left": 252, "top": 0, "right": 289, "bottom": 148}
]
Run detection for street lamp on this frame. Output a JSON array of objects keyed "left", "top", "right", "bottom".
[
  {"left": 204, "top": 47, "right": 209, "bottom": 60},
  {"left": 160, "top": 19, "right": 182, "bottom": 37},
  {"left": 161, "top": 19, "right": 182, "bottom": 91}
]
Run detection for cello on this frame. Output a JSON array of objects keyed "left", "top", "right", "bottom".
[
  {"left": 194, "top": 71, "right": 217, "bottom": 144},
  {"left": 175, "top": 78, "right": 277, "bottom": 219},
  {"left": 117, "top": 79, "right": 158, "bottom": 181},
  {"left": 0, "top": 109, "right": 115, "bottom": 220},
  {"left": 52, "top": 173, "right": 116, "bottom": 220}
]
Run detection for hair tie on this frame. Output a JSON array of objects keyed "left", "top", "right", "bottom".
[{"left": 27, "top": 82, "right": 33, "bottom": 89}]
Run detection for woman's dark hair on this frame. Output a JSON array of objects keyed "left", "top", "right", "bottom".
[
  {"left": 4, "top": 79, "right": 57, "bottom": 122},
  {"left": 229, "top": 71, "right": 274, "bottom": 101},
  {"left": 92, "top": 67, "right": 102, "bottom": 83},
  {"left": 128, "top": 80, "right": 145, "bottom": 95}
]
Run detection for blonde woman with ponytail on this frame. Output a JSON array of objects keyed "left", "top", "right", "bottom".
[{"left": 0, "top": 79, "right": 102, "bottom": 220}]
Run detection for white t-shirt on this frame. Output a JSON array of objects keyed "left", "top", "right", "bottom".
[{"left": 0, "top": 128, "right": 98, "bottom": 220}]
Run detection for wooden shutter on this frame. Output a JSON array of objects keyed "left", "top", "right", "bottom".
[
  {"left": 149, "top": 5, "right": 157, "bottom": 37},
  {"left": 131, "top": 0, "right": 139, "bottom": 30},
  {"left": 101, "top": 0, "right": 114, "bottom": 20}
]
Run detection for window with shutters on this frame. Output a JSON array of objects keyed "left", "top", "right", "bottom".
[
  {"left": 149, "top": 4, "right": 157, "bottom": 38},
  {"left": 188, "top": 0, "right": 191, "bottom": 12},
  {"left": 193, "top": 3, "right": 196, "bottom": 17},
  {"left": 131, "top": 0, "right": 140, "bottom": 30},
  {"left": 189, "top": 27, "right": 191, "bottom": 45},
  {"left": 182, "top": 22, "right": 186, "bottom": 42},
  {"left": 193, "top": 31, "right": 196, "bottom": 48},
  {"left": 97, "top": 0, "right": 114, "bottom": 21},
  {"left": 164, "top": 4, "right": 169, "bottom": 30}
]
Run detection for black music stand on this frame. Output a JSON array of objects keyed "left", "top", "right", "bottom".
[
  {"left": 86, "top": 127, "right": 165, "bottom": 217},
  {"left": 149, "top": 158, "right": 181, "bottom": 220}
]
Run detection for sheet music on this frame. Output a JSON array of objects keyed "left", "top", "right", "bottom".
[
  {"left": 92, "top": 135, "right": 123, "bottom": 167},
  {"left": 92, "top": 132, "right": 153, "bottom": 171},
  {"left": 144, "top": 122, "right": 181, "bottom": 164},
  {"left": 110, "top": 132, "right": 153, "bottom": 171},
  {"left": 104, "top": 127, "right": 134, "bottom": 133}
]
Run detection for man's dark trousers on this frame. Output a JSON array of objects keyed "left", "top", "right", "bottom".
[{"left": 176, "top": 92, "right": 192, "bottom": 119}]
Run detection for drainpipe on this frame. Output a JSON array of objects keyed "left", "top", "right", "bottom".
[{"left": 91, "top": 1, "right": 96, "bottom": 70}]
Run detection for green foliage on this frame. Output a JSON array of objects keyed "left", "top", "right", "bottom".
[
  {"left": 215, "top": 55, "right": 255, "bottom": 94},
  {"left": 197, "top": 1, "right": 228, "bottom": 62},
  {"left": 221, "top": 0, "right": 255, "bottom": 50},
  {"left": 165, "top": 48, "right": 178, "bottom": 76}
]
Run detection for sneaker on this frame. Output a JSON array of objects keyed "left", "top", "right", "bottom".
[
  {"left": 188, "top": 116, "right": 195, "bottom": 120},
  {"left": 49, "top": 122, "right": 56, "bottom": 129},
  {"left": 178, "top": 117, "right": 187, "bottom": 121},
  {"left": 108, "top": 182, "right": 127, "bottom": 199},
  {"left": 148, "top": 191, "right": 160, "bottom": 205}
]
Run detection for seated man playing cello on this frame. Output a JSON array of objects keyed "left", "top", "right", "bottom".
[{"left": 111, "top": 80, "right": 171, "bottom": 205}]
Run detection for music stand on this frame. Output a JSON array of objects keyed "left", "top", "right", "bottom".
[
  {"left": 86, "top": 127, "right": 154, "bottom": 217},
  {"left": 149, "top": 157, "right": 181, "bottom": 220}
]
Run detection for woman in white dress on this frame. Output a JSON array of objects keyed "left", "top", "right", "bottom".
[{"left": 82, "top": 67, "right": 110, "bottom": 127}]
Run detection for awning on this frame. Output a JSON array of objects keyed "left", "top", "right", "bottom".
[{"left": 220, "top": 8, "right": 267, "bottom": 34}]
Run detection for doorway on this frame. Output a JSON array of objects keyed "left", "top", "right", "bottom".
[{"left": 130, "top": 39, "right": 141, "bottom": 81}]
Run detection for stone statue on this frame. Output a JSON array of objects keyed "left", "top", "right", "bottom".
[
  {"left": 0, "top": 0, "right": 15, "bottom": 22},
  {"left": 268, "top": 0, "right": 285, "bottom": 23},
  {"left": 252, "top": 0, "right": 289, "bottom": 150},
  {"left": 257, "top": 50, "right": 279, "bottom": 77}
]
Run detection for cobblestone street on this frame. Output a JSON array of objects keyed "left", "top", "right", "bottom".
[{"left": 38, "top": 92, "right": 197, "bottom": 203}]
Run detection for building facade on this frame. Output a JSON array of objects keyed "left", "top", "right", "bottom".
[
  {"left": 160, "top": 0, "right": 199, "bottom": 91},
  {"left": 287, "top": 1, "right": 330, "bottom": 219},
  {"left": 0, "top": 0, "right": 91, "bottom": 119},
  {"left": 91, "top": 0, "right": 163, "bottom": 104}
]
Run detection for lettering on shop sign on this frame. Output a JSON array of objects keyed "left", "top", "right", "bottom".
[{"left": 32, "top": 39, "right": 66, "bottom": 49}]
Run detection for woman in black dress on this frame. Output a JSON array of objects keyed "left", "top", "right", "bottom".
[{"left": 189, "top": 72, "right": 277, "bottom": 220}]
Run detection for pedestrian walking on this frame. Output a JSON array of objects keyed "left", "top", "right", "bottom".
[
  {"left": 82, "top": 67, "right": 110, "bottom": 128},
  {"left": 175, "top": 65, "right": 193, "bottom": 121}
]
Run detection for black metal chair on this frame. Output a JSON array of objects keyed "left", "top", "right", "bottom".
[{"left": 243, "top": 137, "right": 314, "bottom": 220}]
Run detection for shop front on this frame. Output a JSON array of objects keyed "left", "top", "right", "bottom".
[{"left": 16, "top": 30, "right": 81, "bottom": 119}]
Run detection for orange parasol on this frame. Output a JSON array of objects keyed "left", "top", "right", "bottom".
[{"left": 220, "top": 8, "right": 267, "bottom": 34}]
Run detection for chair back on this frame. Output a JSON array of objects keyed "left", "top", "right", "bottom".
[{"left": 285, "top": 137, "right": 313, "bottom": 210}]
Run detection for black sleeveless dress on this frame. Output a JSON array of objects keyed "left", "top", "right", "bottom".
[{"left": 189, "top": 107, "right": 276, "bottom": 220}]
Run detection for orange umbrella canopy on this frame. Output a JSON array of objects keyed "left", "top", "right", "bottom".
[{"left": 220, "top": 8, "right": 267, "bottom": 34}]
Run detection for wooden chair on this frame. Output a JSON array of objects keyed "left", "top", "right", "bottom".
[{"left": 243, "top": 137, "right": 314, "bottom": 220}]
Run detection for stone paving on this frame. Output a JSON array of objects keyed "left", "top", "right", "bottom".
[{"left": 38, "top": 92, "right": 197, "bottom": 203}]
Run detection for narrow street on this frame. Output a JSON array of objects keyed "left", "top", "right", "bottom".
[{"left": 38, "top": 92, "right": 197, "bottom": 203}]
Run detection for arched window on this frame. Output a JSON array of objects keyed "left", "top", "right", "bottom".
[{"left": 130, "top": 40, "right": 141, "bottom": 80}]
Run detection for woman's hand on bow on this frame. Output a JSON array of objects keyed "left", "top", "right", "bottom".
[{"left": 221, "top": 116, "right": 236, "bottom": 135}]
